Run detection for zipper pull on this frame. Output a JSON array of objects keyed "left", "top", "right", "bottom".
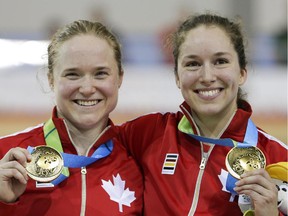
[
  {"left": 199, "top": 157, "right": 207, "bottom": 170},
  {"left": 81, "top": 167, "right": 87, "bottom": 175}
]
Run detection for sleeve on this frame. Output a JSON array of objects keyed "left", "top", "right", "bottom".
[{"left": 118, "top": 113, "right": 165, "bottom": 164}]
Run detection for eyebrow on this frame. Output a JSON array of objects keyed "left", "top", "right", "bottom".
[
  {"left": 64, "top": 66, "right": 110, "bottom": 72},
  {"left": 182, "top": 54, "right": 198, "bottom": 59},
  {"left": 95, "top": 66, "right": 110, "bottom": 70},
  {"left": 183, "top": 52, "right": 232, "bottom": 59},
  {"left": 214, "top": 52, "right": 232, "bottom": 57}
]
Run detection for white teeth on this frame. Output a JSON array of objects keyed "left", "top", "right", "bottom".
[
  {"left": 198, "top": 89, "right": 220, "bottom": 97},
  {"left": 77, "top": 100, "right": 98, "bottom": 106}
]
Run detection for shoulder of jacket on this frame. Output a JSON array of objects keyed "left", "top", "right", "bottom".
[
  {"left": 257, "top": 129, "right": 287, "bottom": 149},
  {"left": 0, "top": 123, "right": 44, "bottom": 142},
  {"left": 123, "top": 111, "right": 182, "bottom": 124}
]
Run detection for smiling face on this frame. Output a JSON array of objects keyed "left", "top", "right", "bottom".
[
  {"left": 176, "top": 25, "right": 247, "bottom": 122},
  {"left": 49, "top": 34, "right": 122, "bottom": 131}
]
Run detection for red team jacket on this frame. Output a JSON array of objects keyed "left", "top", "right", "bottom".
[
  {"left": 119, "top": 101, "right": 287, "bottom": 216},
  {"left": 0, "top": 109, "right": 143, "bottom": 216}
]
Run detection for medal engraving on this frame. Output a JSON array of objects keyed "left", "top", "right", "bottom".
[
  {"left": 26, "top": 146, "right": 64, "bottom": 182},
  {"left": 225, "top": 146, "right": 266, "bottom": 179}
]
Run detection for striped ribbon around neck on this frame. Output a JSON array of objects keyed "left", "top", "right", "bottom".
[{"left": 29, "top": 118, "right": 113, "bottom": 186}]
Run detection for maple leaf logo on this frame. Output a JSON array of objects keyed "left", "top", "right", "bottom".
[{"left": 101, "top": 174, "right": 136, "bottom": 212}]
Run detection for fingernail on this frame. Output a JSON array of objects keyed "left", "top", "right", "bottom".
[{"left": 27, "top": 155, "right": 32, "bottom": 162}]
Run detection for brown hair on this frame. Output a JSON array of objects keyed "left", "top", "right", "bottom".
[{"left": 47, "top": 20, "right": 123, "bottom": 77}]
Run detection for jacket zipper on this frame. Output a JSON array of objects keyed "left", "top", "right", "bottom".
[
  {"left": 80, "top": 167, "right": 87, "bottom": 216},
  {"left": 63, "top": 119, "right": 112, "bottom": 216},
  {"left": 188, "top": 149, "right": 210, "bottom": 216},
  {"left": 199, "top": 156, "right": 207, "bottom": 170},
  {"left": 180, "top": 105, "right": 236, "bottom": 216},
  {"left": 78, "top": 127, "right": 110, "bottom": 215}
]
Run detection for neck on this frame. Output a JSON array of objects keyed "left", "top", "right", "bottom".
[
  {"left": 64, "top": 121, "right": 107, "bottom": 156},
  {"left": 192, "top": 109, "right": 237, "bottom": 138}
]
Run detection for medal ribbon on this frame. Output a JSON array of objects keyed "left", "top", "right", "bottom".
[
  {"left": 179, "top": 117, "right": 258, "bottom": 194},
  {"left": 187, "top": 119, "right": 258, "bottom": 148},
  {"left": 29, "top": 118, "right": 113, "bottom": 186}
]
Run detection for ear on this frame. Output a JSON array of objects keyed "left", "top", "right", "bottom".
[
  {"left": 239, "top": 68, "right": 247, "bottom": 86},
  {"left": 175, "top": 72, "right": 180, "bottom": 89},
  {"left": 118, "top": 70, "right": 124, "bottom": 88}
]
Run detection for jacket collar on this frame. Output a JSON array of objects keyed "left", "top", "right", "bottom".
[
  {"left": 50, "top": 107, "right": 118, "bottom": 152},
  {"left": 179, "top": 100, "right": 253, "bottom": 142}
]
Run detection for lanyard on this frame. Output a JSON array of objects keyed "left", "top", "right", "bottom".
[
  {"left": 187, "top": 118, "right": 258, "bottom": 148},
  {"left": 39, "top": 118, "right": 113, "bottom": 185}
]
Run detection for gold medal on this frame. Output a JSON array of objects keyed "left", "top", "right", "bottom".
[
  {"left": 26, "top": 146, "right": 64, "bottom": 182},
  {"left": 225, "top": 146, "right": 266, "bottom": 179}
]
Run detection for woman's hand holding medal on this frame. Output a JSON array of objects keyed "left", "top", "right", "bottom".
[
  {"left": 234, "top": 168, "right": 279, "bottom": 216},
  {"left": 0, "top": 147, "right": 31, "bottom": 203},
  {"left": 229, "top": 147, "right": 279, "bottom": 216}
]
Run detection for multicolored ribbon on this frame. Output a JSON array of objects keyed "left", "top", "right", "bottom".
[
  {"left": 187, "top": 119, "right": 258, "bottom": 148},
  {"left": 29, "top": 118, "right": 113, "bottom": 186}
]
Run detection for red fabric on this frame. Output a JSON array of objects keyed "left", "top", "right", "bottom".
[
  {"left": 0, "top": 108, "right": 143, "bottom": 216},
  {"left": 119, "top": 101, "right": 287, "bottom": 216}
]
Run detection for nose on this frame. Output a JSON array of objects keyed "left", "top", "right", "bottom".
[
  {"left": 199, "top": 64, "right": 216, "bottom": 84},
  {"left": 79, "top": 77, "right": 96, "bottom": 95}
]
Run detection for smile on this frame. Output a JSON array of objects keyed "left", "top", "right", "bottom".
[
  {"left": 197, "top": 89, "right": 221, "bottom": 97},
  {"left": 74, "top": 100, "right": 101, "bottom": 106}
]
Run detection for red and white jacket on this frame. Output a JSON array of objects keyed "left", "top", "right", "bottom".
[
  {"left": 0, "top": 108, "right": 143, "bottom": 216},
  {"left": 119, "top": 101, "right": 287, "bottom": 216}
]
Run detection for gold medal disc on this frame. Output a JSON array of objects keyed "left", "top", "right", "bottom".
[
  {"left": 225, "top": 146, "right": 266, "bottom": 179},
  {"left": 26, "top": 146, "right": 64, "bottom": 182}
]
